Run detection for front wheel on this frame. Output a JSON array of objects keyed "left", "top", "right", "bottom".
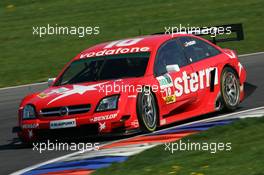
[
  {"left": 136, "top": 88, "right": 158, "bottom": 132},
  {"left": 220, "top": 67, "right": 240, "bottom": 111}
]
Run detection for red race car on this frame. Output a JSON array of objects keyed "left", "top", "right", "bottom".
[{"left": 15, "top": 25, "right": 246, "bottom": 142}]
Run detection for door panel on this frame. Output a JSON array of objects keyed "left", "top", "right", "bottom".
[
  {"left": 178, "top": 36, "right": 223, "bottom": 104},
  {"left": 154, "top": 39, "right": 197, "bottom": 116}
]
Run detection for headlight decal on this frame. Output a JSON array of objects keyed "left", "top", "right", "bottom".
[
  {"left": 96, "top": 95, "right": 119, "bottom": 112},
  {"left": 23, "top": 105, "right": 37, "bottom": 119}
]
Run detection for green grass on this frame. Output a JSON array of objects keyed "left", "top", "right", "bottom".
[
  {"left": 94, "top": 117, "right": 264, "bottom": 175},
  {"left": 0, "top": 0, "right": 264, "bottom": 87}
]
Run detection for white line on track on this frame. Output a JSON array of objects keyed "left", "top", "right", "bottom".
[
  {"left": 10, "top": 106, "right": 264, "bottom": 175},
  {"left": 239, "top": 51, "right": 264, "bottom": 57},
  {"left": 1, "top": 51, "right": 264, "bottom": 92},
  {"left": 0, "top": 82, "right": 47, "bottom": 91}
]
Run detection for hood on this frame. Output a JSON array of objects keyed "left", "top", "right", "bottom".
[{"left": 23, "top": 78, "right": 144, "bottom": 110}]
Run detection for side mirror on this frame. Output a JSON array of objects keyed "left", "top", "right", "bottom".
[
  {"left": 166, "top": 64, "right": 180, "bottom": 73},
  {"left": 48, "top": 78, "right": 56, "bottom": 87}
]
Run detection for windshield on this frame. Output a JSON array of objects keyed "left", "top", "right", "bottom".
[{"left": 54, "top": 52, "right": 150, "bottom": 86}]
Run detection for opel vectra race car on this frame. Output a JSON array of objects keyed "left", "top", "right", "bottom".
[{"left": 15, "top": 25, "right": 246, "bottom": 142}]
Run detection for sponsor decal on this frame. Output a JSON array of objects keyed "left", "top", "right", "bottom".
[
  {"left": 157, "top": 74, "right": 173, "bottom": 89},
  {"left": 37, "top": 93, "right": 49, "bottom": 99},
  {"left": 22, "top": 123, "right": 39, "bottom": 129},
  {"left": 160, "top": 119, "right": 166, "bottom": 125},
  {"left": 163, "top": 95, "right": 176, "bottom": 104},
  {"left": 131, "top": 120, "right": 139, "bottom": 127},
  {"left": 80, "top": 38, "right": 150, "bottom": 58},
  {"left": 128, "top": 95, "right": 137, "bottom": 98},
  {"left": 157, "top": 67, "right": 218, "bottom": 102},
  {"left": 99, "top": 122, "right": 106, "bottom": 131},
  {"left": 90, "top": 113, "right": 118, "bottom": 122},
  {"left": 50, "top": 119, "right": 76, "bottom": 129},
  {"left": 183, "top": 40, "right": 196, "bottom": 47},
  {"left": 80, "top": 47, "right": 150, "bottom": 59},
  {"left": 157, "top": 74, "right": 177, "bottom": 104},
  {"left": 174, "top": 67, "right": 218, "bottom": 97},
  {"left": 28, "top": 129, "right": 33, "bottom": 138}
]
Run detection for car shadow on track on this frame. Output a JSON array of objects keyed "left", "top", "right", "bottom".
[
  {"left": 244, "top": 82, "right": 257, "bottom": 99},
  {"left": 0, "top": 138, "right": 31, "bottom": 150}
]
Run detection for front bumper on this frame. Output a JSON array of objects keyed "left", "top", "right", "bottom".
[{"left": 15, "top": 112, "right": 139, "bottom": 142}]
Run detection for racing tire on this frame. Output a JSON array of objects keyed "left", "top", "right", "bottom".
[
  {"left": 220, "top": 67, "right": 240, "bottom": 111},
  {"left": 136, "top": 88, "right": 158, "bottom": 132}
]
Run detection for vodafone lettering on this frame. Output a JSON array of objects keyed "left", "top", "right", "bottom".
[
  {"left": 80, "top": 47, "right": 150, "bottom": 58},
  {"left": 80, "top": 38, "right": 150, "bottom": 58}
]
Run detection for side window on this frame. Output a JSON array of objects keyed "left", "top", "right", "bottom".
[
  {"left": 155, "top": 39, "right": 188, "bottom": 76},
  {"left": 179, "top": 37, "right": 221, "bottom": 62}
]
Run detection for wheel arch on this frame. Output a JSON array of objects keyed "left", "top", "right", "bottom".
[{"left": 222, "top": 64, "right": 240, "bottom": 81}]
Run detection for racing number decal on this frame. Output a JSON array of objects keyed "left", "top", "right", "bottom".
[
  {"left": 104, "top": 38, "right": 143, "bottom": 48},
  {"left": 157, "top": 74, "right": 176, "bottom": 104}
]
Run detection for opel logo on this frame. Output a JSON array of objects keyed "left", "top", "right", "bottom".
[{"left": 59, "top": 106, "right": 69, "bottom": 116}]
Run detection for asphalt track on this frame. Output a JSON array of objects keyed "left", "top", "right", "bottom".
[{"left": 0, "top": 53, "right": 263, "bottom": 174}]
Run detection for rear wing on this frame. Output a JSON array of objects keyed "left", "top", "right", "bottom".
[{"left": 154, "top": 23, "right": 244, "bottom": 44}]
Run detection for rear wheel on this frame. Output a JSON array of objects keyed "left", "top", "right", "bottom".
[
  {"left": 136, "top": 88, "right": 158, "bottom": 132},
  {"left": 220, "top": 67, "right": 240, "bottom": 111}
]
